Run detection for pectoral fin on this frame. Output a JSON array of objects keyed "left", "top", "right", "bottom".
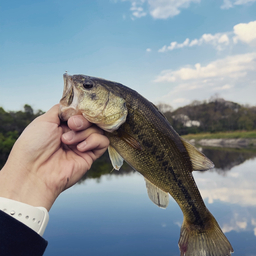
[
  {"left": 108, "top": 145, "right": 124, "bottom": 171},
  {"left": 145, "top": 178, "right": 169, "bottom": 209},
  {"left": 181, "top": 138, "right": 214, "bottom": 171},
  {"left": 119, "top": 130, "right": 142, "bottom": 150}
]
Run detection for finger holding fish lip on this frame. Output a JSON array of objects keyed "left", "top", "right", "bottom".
[
  {"left": 68, "top": 133, "right": 109, "bottom": 170},
  {"left": 62, "top": 125, "right": 104, "bottom": 146},
  {"left": 61, "top": 113, "right": 105, "bottom": 150},
  {"left": 76, "top": 133, "right": 109, "bottom": 159},
  {"left": 67, "top": 115, "right": 92, "bottom": 131},
  {"left": 63, "top": 132, "right": 109, "bottom": 166}
]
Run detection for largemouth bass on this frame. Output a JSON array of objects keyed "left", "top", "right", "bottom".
[{"left": 59, "top": 73, "right": 233, "bottom": 256}]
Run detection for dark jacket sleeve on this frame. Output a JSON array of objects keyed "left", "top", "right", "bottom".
[{"left": 0, "top": 210, "right": 48, "bottom": 256}]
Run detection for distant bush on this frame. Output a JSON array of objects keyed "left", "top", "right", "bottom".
[{"left": 0, "top": 105, "right": 43, "bottom": 168}]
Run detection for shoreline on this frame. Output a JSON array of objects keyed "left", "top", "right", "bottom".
[
  {"left": 181, "top": 130, "right": 256, "bottom": 148},
  {"left": 185, "top": 138, "right": 256, "bottom": 148}
]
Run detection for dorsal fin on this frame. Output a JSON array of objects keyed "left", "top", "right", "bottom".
[
  {"left": 108, "top": 145, "right": 124, "bottom": 171},
  {"left": 181, "top": 138, "right": 214, "bottom": 171},
  {"left": 145, "top": 178, "right": 169, "bottom": 208}
]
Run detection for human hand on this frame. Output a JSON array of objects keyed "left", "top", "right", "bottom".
[{"left": 0, "top": 104, "right": 109, "bottom": 211}]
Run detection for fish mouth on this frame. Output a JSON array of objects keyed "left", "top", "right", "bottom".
[
  {"left": 60, "top": 73, "right": 73, "bottom": 103},
  {"left": 59, "top": 73, "right": 80, "bottom": 121}
]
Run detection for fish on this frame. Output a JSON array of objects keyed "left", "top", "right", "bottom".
[{"left": 59, "top": 73, "right": 234, "bottom": 256}]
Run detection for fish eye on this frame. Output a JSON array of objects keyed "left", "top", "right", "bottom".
[{"left": 83, "top": 80, "right": 94, "bottom": 89}]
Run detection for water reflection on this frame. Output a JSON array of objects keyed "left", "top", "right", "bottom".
[
  {"left": 201, "top": 147, "right": 256, "bottom": 174},
  {"left": 44, "top": 147, "right": 256, "bottom": 256},
  {"left": 78, "top": 151, "right": 134, "bottom": 183},
  {"left": 195, "top": 158, "right": 256, "bottom": 236},
  {"left": 80, "top": 146, "right": 256, "bottom": 181}
]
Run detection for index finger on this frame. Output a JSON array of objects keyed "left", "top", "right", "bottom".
[
  {"left": 67, "top": 115, "right": 92, "bottom": 131},
  {"left": 39, "top": 104, "right": 61, "bottom": 125}
]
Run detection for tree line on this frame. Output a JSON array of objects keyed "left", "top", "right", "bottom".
[
  {"left": 0, "top": 105, "right": 43, "bottom": 168},
  {"left": 158, "top": 97, "right": 256, "bottom": 135},
  {"left": 1, "top": 97, "right": 256, "bottom": 168}
]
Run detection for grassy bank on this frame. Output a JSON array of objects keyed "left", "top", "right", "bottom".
[{"left": 182, "top": 130, "right": 256, "bottom": 140}]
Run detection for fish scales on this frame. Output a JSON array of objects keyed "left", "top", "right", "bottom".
[
  {"left": 106, "top": 89, "right": 207, "bottom": 226},
  {"left": 59, "top": 74, "right": 234, "bottom": 256}
]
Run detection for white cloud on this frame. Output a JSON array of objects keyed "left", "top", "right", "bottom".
[
  {"left": 155, "top": 53, "right": 256, "bottom": 82},
  {"left": 189, "top": 39, "right": 199, "bottom": 47},
  {"left": 218, "top": 34, "right": 230, "bottom": 44},
  {"left": 158, "top": 45, "right": 167, "bottom": 53},
  {"left": 221, "top": 0, "right": 234, "bottom": 9},
  {"left": 146, "top": 48, "right": 152, "bottom": 52},
  {"left": 124, "top": 0, "right": 201, "bottom": 19},
  {"left": 159, "top": 38, "right": 190, "bottom": 52},
  {"left": 120, "top": 0, "right": 255, "bottom": 18},
  {"left": 158, "top": 32, "right": 230, "bottom": 52},
  {"left": 221, "top": 0, "right": 256, "bottom": 9},
  {"left": 154, "top": 53, "right": 256, "bottom": 108},
  {"left": 176, "top": 38, "right": 190, "bottom": 48},
  {"left": 197, "top": 33, "right": 230, "bottom": 48},
  {"left": 235, "top": 0, "right": 256, "bottom": 3},
  {"left": 158, "top": 20, "right": 256, "bottom": 53},
  {"left": 233, "top": 21, "right": 256, "bottom": 44},
  {"left": 148, "top": 0, "right": 201, "bottom": 19},
  {"left": 130, "top": 1, "right": 147, "bottom": 18}
]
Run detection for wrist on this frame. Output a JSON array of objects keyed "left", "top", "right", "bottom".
[{"left": 0, "top": 164, "right": 54, "bottom": 211}]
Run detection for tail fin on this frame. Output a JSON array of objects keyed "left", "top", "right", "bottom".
[{"left": 178, "top": 214, "right": 233, "bottom": 256}]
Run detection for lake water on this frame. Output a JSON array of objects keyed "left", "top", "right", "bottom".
[{"left": 44, "top": 147, "right": 256, "bottom": 256}]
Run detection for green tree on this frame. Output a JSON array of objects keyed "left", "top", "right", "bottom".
[{"left": 0, "top": 105, "right": 44, "bottom": 168}]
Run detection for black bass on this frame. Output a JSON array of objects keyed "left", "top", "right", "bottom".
[{"left": 59, "top": 73, "right": 233, "bottom": 256}]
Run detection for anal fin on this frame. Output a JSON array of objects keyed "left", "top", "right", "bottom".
[{"left": 145, "top": 178, "right": 169, "bottom": 208}]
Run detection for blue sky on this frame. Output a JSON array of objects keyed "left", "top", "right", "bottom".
[{"left": 0, "top": 0, "right": 256, "bottom": 111}]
